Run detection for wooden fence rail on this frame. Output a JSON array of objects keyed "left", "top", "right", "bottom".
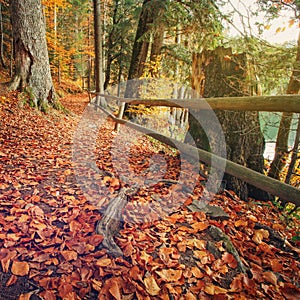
[
  {"left": 94, "top": 93, "right": 300, "bottom": 113},
  {"left": 95, "top": 103, "right": 300, "bottom": 206}
]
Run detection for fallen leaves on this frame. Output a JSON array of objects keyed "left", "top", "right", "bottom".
[
  {"left": 144, "top": 275, "right": 161, "bottom": 296},
  {"left": 156, "top": 269, "right": 183, "bottom": 282},
  {"left": 11, "top": 261, "right": 30, "bottom": 276},
  {"left": 252, "top": 229, "right": 270, "bottom": 244},
  {"left": 0, "top": 93, "right": 299, "bottom": 299}
]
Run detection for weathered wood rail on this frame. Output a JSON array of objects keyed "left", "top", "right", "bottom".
[
  {"left": 92, "top": 93, "right": 300, "bottom": 113},
  {"left": 89, "top": 92, "right": 300, "bottom": 206}
]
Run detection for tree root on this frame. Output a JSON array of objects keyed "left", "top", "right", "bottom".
[
  {"left": 209, "top": 225, "right": 248, "bottom": 273},
  {"left": 96, "top": 186, "right": 138, "bottom": 257}
]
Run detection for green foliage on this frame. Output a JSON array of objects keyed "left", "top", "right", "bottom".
[{"left": 226, "top": 36, "right": 296, "bottom": 95}]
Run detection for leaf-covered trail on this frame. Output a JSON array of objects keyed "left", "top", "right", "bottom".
[{"left": 0, "top": 93, "right": 299, "bottom": 299}]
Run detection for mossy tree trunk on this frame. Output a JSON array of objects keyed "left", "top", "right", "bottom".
[
  {"left": 9, "top": 0, "right": 56, "bottom": 110},
  {"left": 189, "top": 47, "right": 268, "bottom": 200}
]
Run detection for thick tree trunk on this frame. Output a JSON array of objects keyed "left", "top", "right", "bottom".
[
  {"left": 149, "top": 24, "right": 164, "bottom": 64},
  {"left": 126, "top": 0, "right": 153, "bottom": 82},
  {"left": 9, "top": 0, "right": 55, "bottom": 110},
  {"left": 189, "top": 47, "right": 268, "bottom": 200},
  {"left": 124, "top": 0, "right": 153, "bottom": 108},
  {"left": 269, "top": 32, "right": 300, "bottom": 180}
]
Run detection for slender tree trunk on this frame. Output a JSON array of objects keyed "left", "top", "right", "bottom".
[
  {"left": 269, "top": 32, "right": 300, "bottom": 180},
  {"left": 9, "top": 0, "right": 56, "bottom": 110},
  {"left": 93, "top": 0, "right": 106, "bottom": 107},
  {"left": 0, "top": 3, "right": 6, "bottom": 68},
  {"left": 104, "top": 0, "right": 119, "bottom": 90},
  {"left": 189, "top": 47, "right": 269, "bottom": 200},
  {"left": 285, "top": 115, "right": 300, "bottom": 185}
]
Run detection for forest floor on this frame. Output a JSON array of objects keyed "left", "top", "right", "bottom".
[{"left": 0, "top": 91, "right": 300, "bottom": 299}]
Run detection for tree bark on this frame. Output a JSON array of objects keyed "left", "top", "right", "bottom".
[
  {"left": 126, "top": 0, "right": 152, "bottom": 83},
  {"left": 93, "top": 0, "right": 106, "bottom": 107},
  {"left": 104, "top": 0, "right": 119, "bottom": 90},
  {"left": 189, "top": 47, "right": 268, "bottom": 200},
  {"left": 0, "top": 3, "right": 6, "bottom": 68},
  {"left": 9, "top": 0, "right": 55, "bottom": 110},
  {"left": 285, "top": 115, "right": 300, "bottom": 185},
  {"left": 269, "top": 32, "right": 300, "bottom": 180}
]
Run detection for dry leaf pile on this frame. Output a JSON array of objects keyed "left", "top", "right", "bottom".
[{"left": 0, "top": 93, "right": 299, "bottom": 299}]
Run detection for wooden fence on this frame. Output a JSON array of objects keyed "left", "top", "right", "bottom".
[
  {"left": 90, "top": 92, "right": 300, "bottom": 206},
  {"left": 94, "top": 93, "right": 300, "bottom": 113}
]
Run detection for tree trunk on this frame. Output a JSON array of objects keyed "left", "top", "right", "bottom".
[
  {"left": 9, "top": 0, "right": 55, "bottom": 110},
  {"left": 285, "top": 115, "right": 300, "bottom": 185},
  {"left": 0, "top": 3, "right": 6, "bottom": 68},
  {"left": 104, "top": 0, "right": 119, "bottom": 90},
  {"left": 126, "top": 0, "right": 152, "bottom": 82},
  {"left": 149, "top": 24, "right": 164, "bottom": 64},
  {"left": 189, "top": 47, "right": 268, "bottom": 200},
  {"left": 93, "top": 0, "right": 106, "bottom": 107},
  {"left": 269, "top": 32, "right": 300, "bottom": 180},
  {"left": 124, "top": 0, "right": 166, "bottom": 122}
]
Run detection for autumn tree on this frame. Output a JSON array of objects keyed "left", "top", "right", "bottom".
[{"left": 9, "top": 0, "right": 56, "bottom": 110}]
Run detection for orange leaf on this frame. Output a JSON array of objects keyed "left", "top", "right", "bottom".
[
  {"left": 144, "top": 275, "right": 160, "bottom": 296},
  {"left": 193, "top": 250, "right": 207, "bottom": 260},
  {"left": 108, "top": 278, "right": 121, "bottom": 300},
  {"left": 6, "top": 274, "right": 18, "bottom": 286},
  {"left": 38, "top": 290, "right": 56, "bottom": 300},
  {"left": 252, "top": 229, "right": 269, "bottom": 244},
  {"left": 270, "top": 259, "right": 283, "bottom": 272},
  {"left": 64, "top": 169, "right": 72, "bottom": 176},
  {"left": 11, "top": 261, "right": 29, "bottom": 276},
  {"left": 263, "top": 271, "right": 277, "bottom": 286},
  {"left": 110, "top": 177, "right": 120, "bottom": 188},
  {"left": 222, "top": 252, "right": 237, "bottom": 269},
  {"left": 96, "top": 258, "right": 112, "bottom": 267},
  {"left": 234, "top": 219, "right": 248, "bottom": 227},
  {"left": 191, "top": 266, "right": 204, "bottom": 278},
  {"left": 187, "top": 238, "right": 206, "bottom": 250},
  {"left": 61, "top": 250, "right": 78, "bottom": 261},
  {"left": 18, "top": 293, "right": 33, "bottom": 300},
  {"left": 156, "top": 269, "right": 182, "bottom": 282},
  {"left": 191, "top": 222, "right": 209, "bottom": 232},
  {"left": 230, "top": 275, "right": 243, "bottom": 292},
  {"left": 88, "top": 234, "right": 104, "bottom": 246},
  {"left": 185, "top": 292, "right": 197, "bottom": 300},
  {"left": 204, "top": 283, "right": 227, "bottom": 295}
]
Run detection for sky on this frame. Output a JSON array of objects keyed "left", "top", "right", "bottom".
[{"left": 222, "top": 0, "right": 298, "bottom": 44}]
